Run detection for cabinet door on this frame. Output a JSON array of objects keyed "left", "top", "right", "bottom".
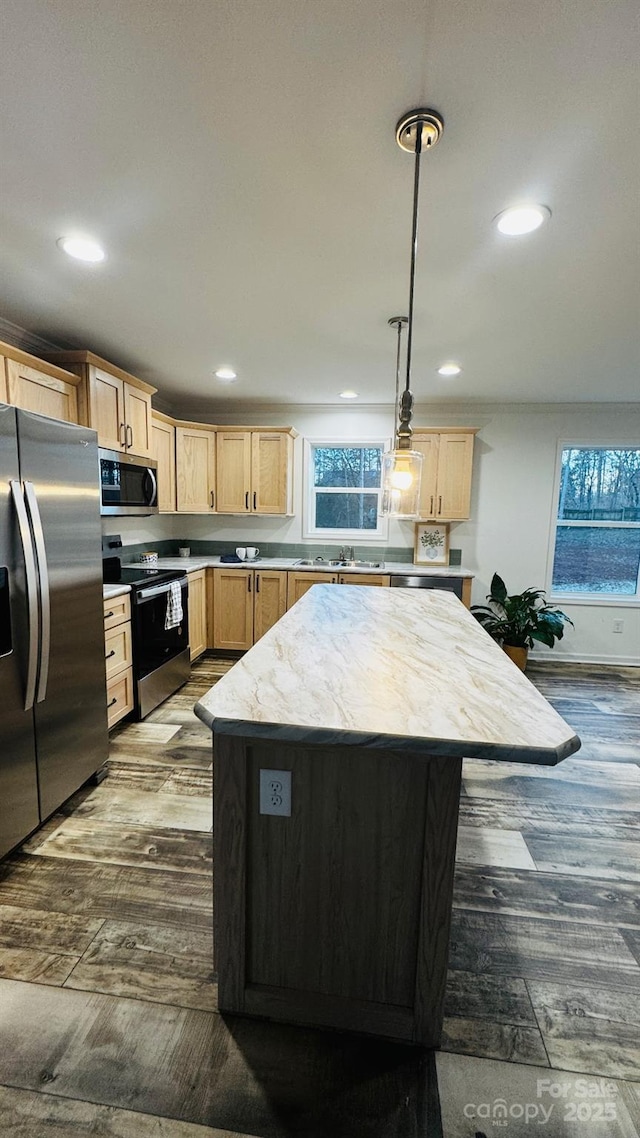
[
  {"left": 411, "top": 432, "right": 439, "bottom": 519},
  {"left": 286, "top": 571, "right": 336, "bottom": 609},
  {"left": 436, "top": 433, "right": 475, "bottom": 519},
  {"left": 188, "top": 570, "right": 207, "bottom": 660},
  {"left": 176, "top": 427, "right": 216, "bottom": 513},
  {"left": 338, "top": 574, "right": 390, "bottom": 586},
  {"left": 216, "top": 431, "right": 251, "bottom": 513},
  {"left": 254, "top": 571, "right": 287, "bottom": 641},
  {"left": 151, "top": 416, "right": 176, "bottom": 512},
  {"left": 213, "top": 569, "right": 253, "bottom": 650},
  {"left": 6, "top": 359, "right": 79, "bottom": 424},
  {"left": 124, "top": 383, "right": 152, "bottom": 458},
  {"left": 91, "top": 367, "right": 126, "bottom": 450},
  {"left": 252, "top": 432, "right": 291, "bottom": 514},
  {"left": 0, "top": 356, "right": 6, "bottom": 402}
]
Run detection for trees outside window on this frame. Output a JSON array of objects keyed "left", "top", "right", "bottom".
[{"left": 551, "top": 447, "right": 640, "bottom": 597}]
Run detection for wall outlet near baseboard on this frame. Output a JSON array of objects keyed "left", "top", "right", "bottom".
[{"left": 612, "top": 620, "right": 624, "bottom": 634}]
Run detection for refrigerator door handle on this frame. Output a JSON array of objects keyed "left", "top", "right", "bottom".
[
  {"left": 9, "top": 480, "right": 39, "bottom": 710},
  {"left": 24, "top": 481, "right": 51, "bottom": 703}
]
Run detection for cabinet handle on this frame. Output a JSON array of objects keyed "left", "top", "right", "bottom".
[
  {"left": 430, "top": 495, "right": 434, "bottom": 515},
  {"left": 120, "top": 423, "right": 126, "bottom": 447},
  {"left": 331, "top": 576, "right": 336, "bottom": 584},
  {"left": 106, "top": 649, "right": 116, "bottom": 659},
  {"left": 108, "top": 696, "right": 118, "bottom": 708},
  {"left": 256, "top": 574, "right": 260, "bottom": 593},
  {"left": 438, "top": 495, "right": 442, "bottom": 515},
  {"left": 247, "top": 574, "right": 252, "bottom": 593},
  {"left": 126, "top": 424, "right": 133, "bottom": 449},
  {"left": 210, "top": 490, "right": 215, "bottom": 508},
  {"left": 253, "top": 491, "right": 257, "bottom": 510},
  {"left": 245, "top": 491, "right": 249, "bottom": 510},
  {"left": 105, "top": 611, "right": 114, "bottom": 619}
]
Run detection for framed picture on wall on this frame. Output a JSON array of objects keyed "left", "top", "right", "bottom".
[{"left": 414, "top": 522, "right": 450, "bottom": 566}]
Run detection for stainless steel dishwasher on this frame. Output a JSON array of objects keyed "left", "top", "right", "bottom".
[{"left": 389, "top": 574, "right": 465, "bottom": 600}]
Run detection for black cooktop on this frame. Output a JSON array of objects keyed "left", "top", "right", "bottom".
[{"left": 104, "top": 565, "right": 187, "bottom": 589}]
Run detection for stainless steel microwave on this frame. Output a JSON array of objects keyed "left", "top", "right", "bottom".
[{"left": 99, "top": 449, "right": 158, "bottom": 515}]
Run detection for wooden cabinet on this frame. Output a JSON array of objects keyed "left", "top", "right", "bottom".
[
  {"left": 188, "top": 570, "right": 207, "bottom": 661},
  {"left": 213, "top": 568, "right": 254, "bottom": 650},
  {"left": 253, "top": 570, "right": 288, "bottom": 642},
  {"left": 287, "top": 571, "right": 390, "bottom": 607},
  {"left": 176, "top": 426, "right": 216, "bottom": 513},
  {"left": 287, "top": 571, "right": 337, "bottom": 608},
  {"left": 44, "top": 350, "right": 156, "bottom": 457},
  {"left": 1, "top": 345, "right": 81, "bottom": 424},
  {"left": 151, "top": 412, "right": 176, "bottom": 512},
  {"left": 412, "top": 429, "right": 477, "bottom": 520},
  {"left": 213, "top": 567, "right": 287, "bottom": 649},
  {"left": 216, "top": 429, "right": 295, "bottom": 515},
  {"left": 338, "top": 573, "right": 390, "bottom": 586},
  {"left": 103, "top": 593, "right": 134, "bottom": 728}
]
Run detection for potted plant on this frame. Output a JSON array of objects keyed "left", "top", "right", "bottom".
[{"left": 471, "top": 572, "right": 574, "bottom": 670}]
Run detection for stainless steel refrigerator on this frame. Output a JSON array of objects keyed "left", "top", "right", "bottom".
[{"left": 0, "top": 404, "right": 108, "bottom": 859}]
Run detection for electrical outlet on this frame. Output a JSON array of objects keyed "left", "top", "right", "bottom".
[
  {"left": 259, "top": 769, "right": 292, "bottom": 816},
  {"left": 612, "top": 620, "right": 624, "bottom": 634}
]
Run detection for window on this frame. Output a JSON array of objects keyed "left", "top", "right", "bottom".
[
  {"left": 304, "top": 441, "right": 388, "bottom": 540},
  {"left": 550, "top": 446, "right": 640, "bottom": 599}
]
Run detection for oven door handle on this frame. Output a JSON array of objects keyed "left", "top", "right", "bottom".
[{"left": 136, "top": 578, "right": 187, "bottom": 603}]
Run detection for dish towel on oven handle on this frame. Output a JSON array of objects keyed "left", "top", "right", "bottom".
[{"left": 165, "top": 580, "right": 184, "bottom": 630}]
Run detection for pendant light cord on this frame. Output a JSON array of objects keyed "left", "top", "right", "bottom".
[
  {"left": 404, "top": 123, "right": 423, "bottom": 398},
  {"left": 393, "top": 318, "right": 404, "bottom": 434}
]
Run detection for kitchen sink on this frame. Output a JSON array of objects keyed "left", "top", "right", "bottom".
[
  {"left": 328, "top": 560, "right": 385, "bottom": 569},
  {"left": 293, "top": 558, "right": 385, "bottom": 569}
]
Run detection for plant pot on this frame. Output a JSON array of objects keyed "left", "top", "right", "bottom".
[{"left": 503, "top": 644, "right": 528, "bottom": 671}]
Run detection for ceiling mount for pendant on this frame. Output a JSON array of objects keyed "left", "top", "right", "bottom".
[{"left": 395, "top": 109, "right": 444, "bottom": 154}]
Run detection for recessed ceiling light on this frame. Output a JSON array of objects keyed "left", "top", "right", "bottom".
[
  {"left": 437, "top": 363, "right": 462, "bottom": 377},
  {"left": 215, "top": 367, "right": 237, "bottom": 382},
  {"left": 494, "top": 205, "right": 551, "bottom": 236},
  {"left": 339, "top": 390, "right": 359, "bottom": 399},
  {"left": 57, "top": 236, "right": 106, "bottom": 262}
]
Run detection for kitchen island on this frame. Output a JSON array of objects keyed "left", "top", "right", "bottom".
[{"left": 195, "top": 584, "right": 580, "bottom": 1046}]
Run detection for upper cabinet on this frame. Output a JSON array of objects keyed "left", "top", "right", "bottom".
[
  {"left": 151, "top": 411, "right": 176, "bottom": 513},
  {"left": 216, "top": 428, "right": 296, "bottom": 515},
  {"left": 412, "top": 429, "right": 478, "bottom": 521},
  {"left": 44, "top": 351, "right": 155, "bottom": 458},
  {"left": 175, "top": 424, "right": 216, "bottom": 513},
  {"left": 1, "top": 343, "right": 82, "bottom": 424}
]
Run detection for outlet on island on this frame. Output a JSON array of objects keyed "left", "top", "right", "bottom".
[{"left": 259, "top": 769, "right": 292, "bottom": 816}]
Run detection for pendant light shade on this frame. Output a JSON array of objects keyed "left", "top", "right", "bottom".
[{"left": 380, "top": 108, "right": 443, "bottom": 519}]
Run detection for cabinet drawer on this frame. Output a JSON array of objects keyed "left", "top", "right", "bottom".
[
  {"left": 103, "top": 593, "right": 131, "bottom": 629},
  {"left": 106, "top": 667, "right": 134, "bottom": 729},
  {"left": 105, "top": 622, "right": 133, "bottom": 680}
]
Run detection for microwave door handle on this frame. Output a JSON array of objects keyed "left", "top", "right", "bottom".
[
  {"left": 24, "top": 482, "right": 50, "bottom": 703},
  {"left": 146, "top": 467, "right": 157, "bottom": 507},
  {"left": 10, "top": 481, "right": 39, "bottom": 710}
]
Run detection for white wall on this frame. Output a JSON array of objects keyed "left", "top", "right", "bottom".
[{"left": 175, "top": 399, "right": 640, "bottom": 665}]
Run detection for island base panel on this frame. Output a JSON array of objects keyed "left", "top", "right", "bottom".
[{"left": 214, "top": 732, "right": 462, "bottom": 1046}]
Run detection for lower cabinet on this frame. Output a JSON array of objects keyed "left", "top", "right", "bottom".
[
  {"left": 213, "top": 568, "right": 287, "bottom": 650},
  {"left": 103, "top": 594, "right": 134, "bottom": 729},
  {"left": 286, "top": 571, "right": 390, "bottom": 608},
  {"left": 188, "top": 569, "right": 207, "bottom": 661}
]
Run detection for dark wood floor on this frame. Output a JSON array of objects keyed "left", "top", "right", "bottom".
[{"left": 0, "top": 657, "right": 637, "bottom": 1135}]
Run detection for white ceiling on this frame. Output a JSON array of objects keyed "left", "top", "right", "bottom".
[{"left": 0, "top": 0, "right": 638, "bottom": 409}]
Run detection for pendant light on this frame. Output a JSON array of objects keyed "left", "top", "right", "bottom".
[{"left": 381, "top": 108, "right": 444, "bottom": 518}]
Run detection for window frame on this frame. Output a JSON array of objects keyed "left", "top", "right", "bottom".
[
  {"left": 303, "top": 438, "right": 390, "bottom": 542},
  {"left": 547, "top": 439, "right": 640, "bottom": 606}
]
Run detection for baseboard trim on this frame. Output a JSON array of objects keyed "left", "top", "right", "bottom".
[{"left": 530, "top": 651, "right": 640, "bottom": 666}]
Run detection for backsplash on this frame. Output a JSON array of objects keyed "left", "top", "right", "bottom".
[{"left": 119, "top": 536, "right": 463, "bottom": 566}]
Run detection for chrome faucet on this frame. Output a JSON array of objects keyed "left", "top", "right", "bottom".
[{"left": 339, "top": 546, "right": 354, "bottom": 561}]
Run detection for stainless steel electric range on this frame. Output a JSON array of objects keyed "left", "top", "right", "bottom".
[{"left": 103, "top": 537, "right": 190, "bottom": 719}]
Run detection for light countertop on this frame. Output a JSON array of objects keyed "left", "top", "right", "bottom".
[
  {"left": 195, "top": 584, "right": 580, "bottom": 765},
  {"left": 127, "top": 556, "right": 474, "bottom": 578},
  {"left": 103, "top": 583, "right": 131, "bottom": 600}
]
